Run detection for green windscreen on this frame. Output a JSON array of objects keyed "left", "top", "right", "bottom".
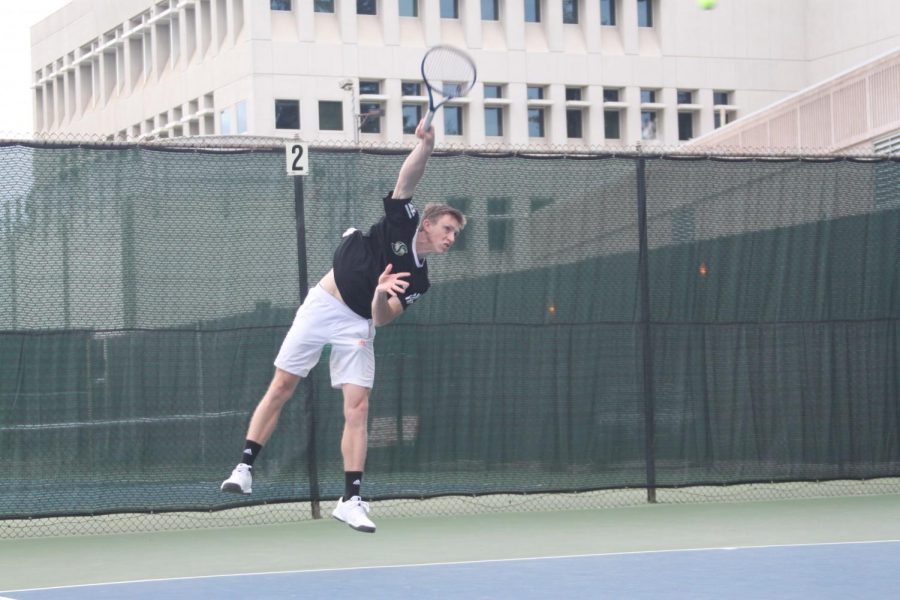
[{"left": 1, "top": 144, "right": 898, "bottom": 519}]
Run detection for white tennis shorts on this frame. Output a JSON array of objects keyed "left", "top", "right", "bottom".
[{"left": 274, "top": 285, "right": 376, "bottom": 389}]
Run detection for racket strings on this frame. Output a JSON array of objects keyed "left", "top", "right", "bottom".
[{"left": 423, "top": 49, "right": 476, "bottom": 97}]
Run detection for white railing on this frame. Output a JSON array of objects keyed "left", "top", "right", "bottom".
[{"left": 688, "top": 48, "right": 900, "bottom": 154}]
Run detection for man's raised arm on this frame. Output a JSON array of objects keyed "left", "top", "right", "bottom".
[{"left": 392, "top": 119, "right": 435, "bottom": 200}]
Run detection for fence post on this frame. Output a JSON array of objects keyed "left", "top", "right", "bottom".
[
  {"left": 293, "top": 176, "right": 322, "bottom": 519},
  {"left": 636, "top": 156, "right": 658, "bottom": 504}
]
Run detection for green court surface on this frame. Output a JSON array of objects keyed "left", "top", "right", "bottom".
[{"left": 2, "top": 494, "right": 898, "bottom": 592}]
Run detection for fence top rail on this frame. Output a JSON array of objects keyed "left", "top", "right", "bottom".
[{"left": 0, "top": 135, "right": 898, "bottom": 162}]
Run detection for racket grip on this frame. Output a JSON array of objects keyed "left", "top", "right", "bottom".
[{"left": 423, "top": 109, "right": 436, "bottom": 132}]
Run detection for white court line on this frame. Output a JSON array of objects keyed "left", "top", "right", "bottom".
[{"left": 4, "top": 538, "right": 900, "bottom": 595}]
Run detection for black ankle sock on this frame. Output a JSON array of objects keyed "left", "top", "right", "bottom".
[
  {"left": 241, "top": 440, "right": 263, "bottom": 466},
  {"left": 345, "top": 471, "right": 363, "bottom": 500}
]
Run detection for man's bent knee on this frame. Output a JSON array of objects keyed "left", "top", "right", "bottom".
[{"left": 267, "top": 368, "right": 301, "bottom": 403}]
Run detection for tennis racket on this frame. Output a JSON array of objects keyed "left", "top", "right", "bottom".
[{"left": 421, "top": 45, "right": 477, "bottom": 131}]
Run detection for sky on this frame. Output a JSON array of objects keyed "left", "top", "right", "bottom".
[{"left": 0, "top": 1, "right": 73, "bottom": 139}]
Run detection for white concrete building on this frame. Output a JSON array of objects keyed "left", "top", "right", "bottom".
[{"left": 30, "top": 0, "right": 900, "bottom": 148}]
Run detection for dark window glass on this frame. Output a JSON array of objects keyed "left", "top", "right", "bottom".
[
  {"left": 484, "top": 84, "right": 502, "bottom": 99},
  {"left": 440, "top": 0, "right": 458, "bottom": 18},
  {"left": 567, "top": 109, "right": 583, "bottom": 138},
  {"left": 563, "top": 0, "right": 578, "bottom": 23},
  {"left": 678, "top": 112, "right": 694, "bottom": 141},
  {"left": 360, "top": 102, "right": 381, "bottom": 133},
  {"left": 482, "top": 0, "right": 499, "bottom": 20},
  {"left": 604, "top": 110, "right": 620, "bottom": 139},
  {"left": 401, "top": 82, "right": 422, "bottom": 96},
  {"left": 357, "top": 0, "right": 376, "bottom": 15},
  {"left": 319, "top": 101, "right": 343, "bottom": 131},
  {"left": 275, "top": 99, "right": 300, "bottom": 129},
  {"left": 601, "top": 0, "right": 616, "bottom": 25},
  {"left": 359, "top": 80, "right": 380, "bottom": 94},
  {"left": 637, "top": 0, "right": 652, "bottom": 27},
  {"left": 402, "top": 104, "right": 421, "bottom": 134},
  {"left": 444, "top": 106, "right": 463, "bottom": 135},
  {"left": 485, "top": 107, "right": 503, "bottom": 136},
  {"left": 528, "top": 108, "right": 545, "bottom": 137}
]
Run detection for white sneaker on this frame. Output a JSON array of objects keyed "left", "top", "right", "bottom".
[
  {"left": 220, "top": 463, "right": 252, "bottom": 494},
  {"left": 332, "top": 496, "right": 376, "bottom": 533}
]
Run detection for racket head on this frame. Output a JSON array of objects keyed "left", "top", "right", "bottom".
[{"left": 420, "top": 45, "right": 477, "bottom": 101}]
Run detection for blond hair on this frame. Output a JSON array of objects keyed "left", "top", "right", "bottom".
[{"left": 420, "top": 203, "right": 467, "bottom": 231}]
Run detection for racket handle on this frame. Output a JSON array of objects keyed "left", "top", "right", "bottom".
[{"left": 423, "top": 109, "right": 436, "bottom": 132}]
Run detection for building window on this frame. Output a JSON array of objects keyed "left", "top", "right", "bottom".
[
  {"left": 485, "top": 107, "right": 503, "bottom": 136},
  {"left": 488, "top": 197, "right": 513, "bottom": 252},
  {"left": 637, "top": 0, "right": 653, "bottom": 27},
  {"left": 527, "top": 85, "right": 545, "bottom": 100},
  {"left": 604, "top": 110, "right": 621, "bottom": 139},
  {"left": 566, "top": 87, "right": 584, "bottom": 139},
  {"left": 563, "top": 0, "right": 578, "bottom": 24},
  {"left": 402, "top": 82, "right": 422, "bottom": 96},
  {"left": 359, "top": 80, "right": 381, "bottom": 95},
  {"left": 713, "top": 90, "right": 735, "bottom": 129},
  {"left": 399, "top": 0, "right": 417, "bottom": 17},
  {"left": 484, "top": 84, "right": 503, "bottom": 99},
  {"left": 482, "top": 0, "right": 499, "bottom": 20},
  {"left": 528, "top": 108, "right": 545, "bottom": 137},
  {"left": 319, "top": 101, "right": 343, "bottom": 131},
  {"left": 359, "top": 102, "right": 382, "bottom": 133},
  {"left": 603, "top": 88, "right": 620, "bottom": 102},
  {"left": 357, "top": 0, "right": 376, "bottom": 15},
  {"left": 677, "top": 89, "right": 694, "bottom": 104},
  {"left": 236, "top": 100, "right": 247, "bottom": 134},
  {"left": 441, "top": 0, "right": 458, "bottom": 18},
  {"left": 271, "top": 0, "right": 291, "bottom": 10},
  {"left": 314, "top": 0, "right": 335, "bottom": 12},
  {"left": 275, "top": 99, "right": 300, "bottom": 130},
  {"left": 641, "top": 111, "right": 658, "bottom": 140},
  {"left": 678, "top": 112, "right": 694, "bottom": 141},
  {"left": 444, "top": 106, "right": 463, "bottom": 135},
  {"left": 601, "top": 0, "right": 616, "bottom": 25},
  {"left": 640, "top": 89, "right": 657, "bottom": 103},
  {"left": 567, "top": 109, "right": 583, "bottom": 139},
  {"left": 525, "top": 0, "right": 541, "bottom": 22},
  {"left": 220, "top": 107, "right": 232, "bottom": 134},
  {"left": 402, "top": 104, "right": 421, "bottom": 134}
]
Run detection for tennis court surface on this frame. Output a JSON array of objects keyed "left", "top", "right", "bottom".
[{"left": 3, "top": 493, "right": 898, "bottom": 599}]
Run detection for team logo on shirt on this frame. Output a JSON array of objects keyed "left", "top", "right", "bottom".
[
  {"left": 405, "top": 293, "right": 422, "bottom": 305},
  {"left": 392, "top": 241, "right": 408, "bottom": 256}
]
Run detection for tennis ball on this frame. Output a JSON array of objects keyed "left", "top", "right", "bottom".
[{"left": 697, "top": 0, "right": 717, "bottom": 9}]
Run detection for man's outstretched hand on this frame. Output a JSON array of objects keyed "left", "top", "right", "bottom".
[{"left": 376, "top": 264, "right": 411, "bottom": 298}]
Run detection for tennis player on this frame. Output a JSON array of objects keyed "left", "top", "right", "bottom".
[{"left": 220, "top": 119, "right": 465, "bottom": 533}]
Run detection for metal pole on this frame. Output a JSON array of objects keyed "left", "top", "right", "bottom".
[
  {"left": 636, "top": 157, "right": 658, "bottom": 504},
  {"left": 293, "top": 176, "right": 321, "bottom": 519}
]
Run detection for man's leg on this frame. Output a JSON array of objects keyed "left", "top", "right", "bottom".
[
  {"left": 332, "top": 383, "right": 376, "bottom": 532},
  {"left": 246, "top": 368, "right": 302, "bottom": 445},
  {"left": 340, "top": 383, "right": 370, "bottom": 474},
  {"left": 221, "top": 368, "right": 300, "bottom": 494}
]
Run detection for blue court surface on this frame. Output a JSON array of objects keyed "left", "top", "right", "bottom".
[{"left": 3, "top": 540, "right": 898, "bottom": 599}]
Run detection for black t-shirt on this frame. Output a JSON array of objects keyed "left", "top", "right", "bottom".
[{"left": 332, "top": 193, "right": 430, "bottom": 319}]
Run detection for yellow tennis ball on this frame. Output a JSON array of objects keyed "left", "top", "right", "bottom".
[{"left": 698, "top": 0, "right": 717, "bottom": 9}]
